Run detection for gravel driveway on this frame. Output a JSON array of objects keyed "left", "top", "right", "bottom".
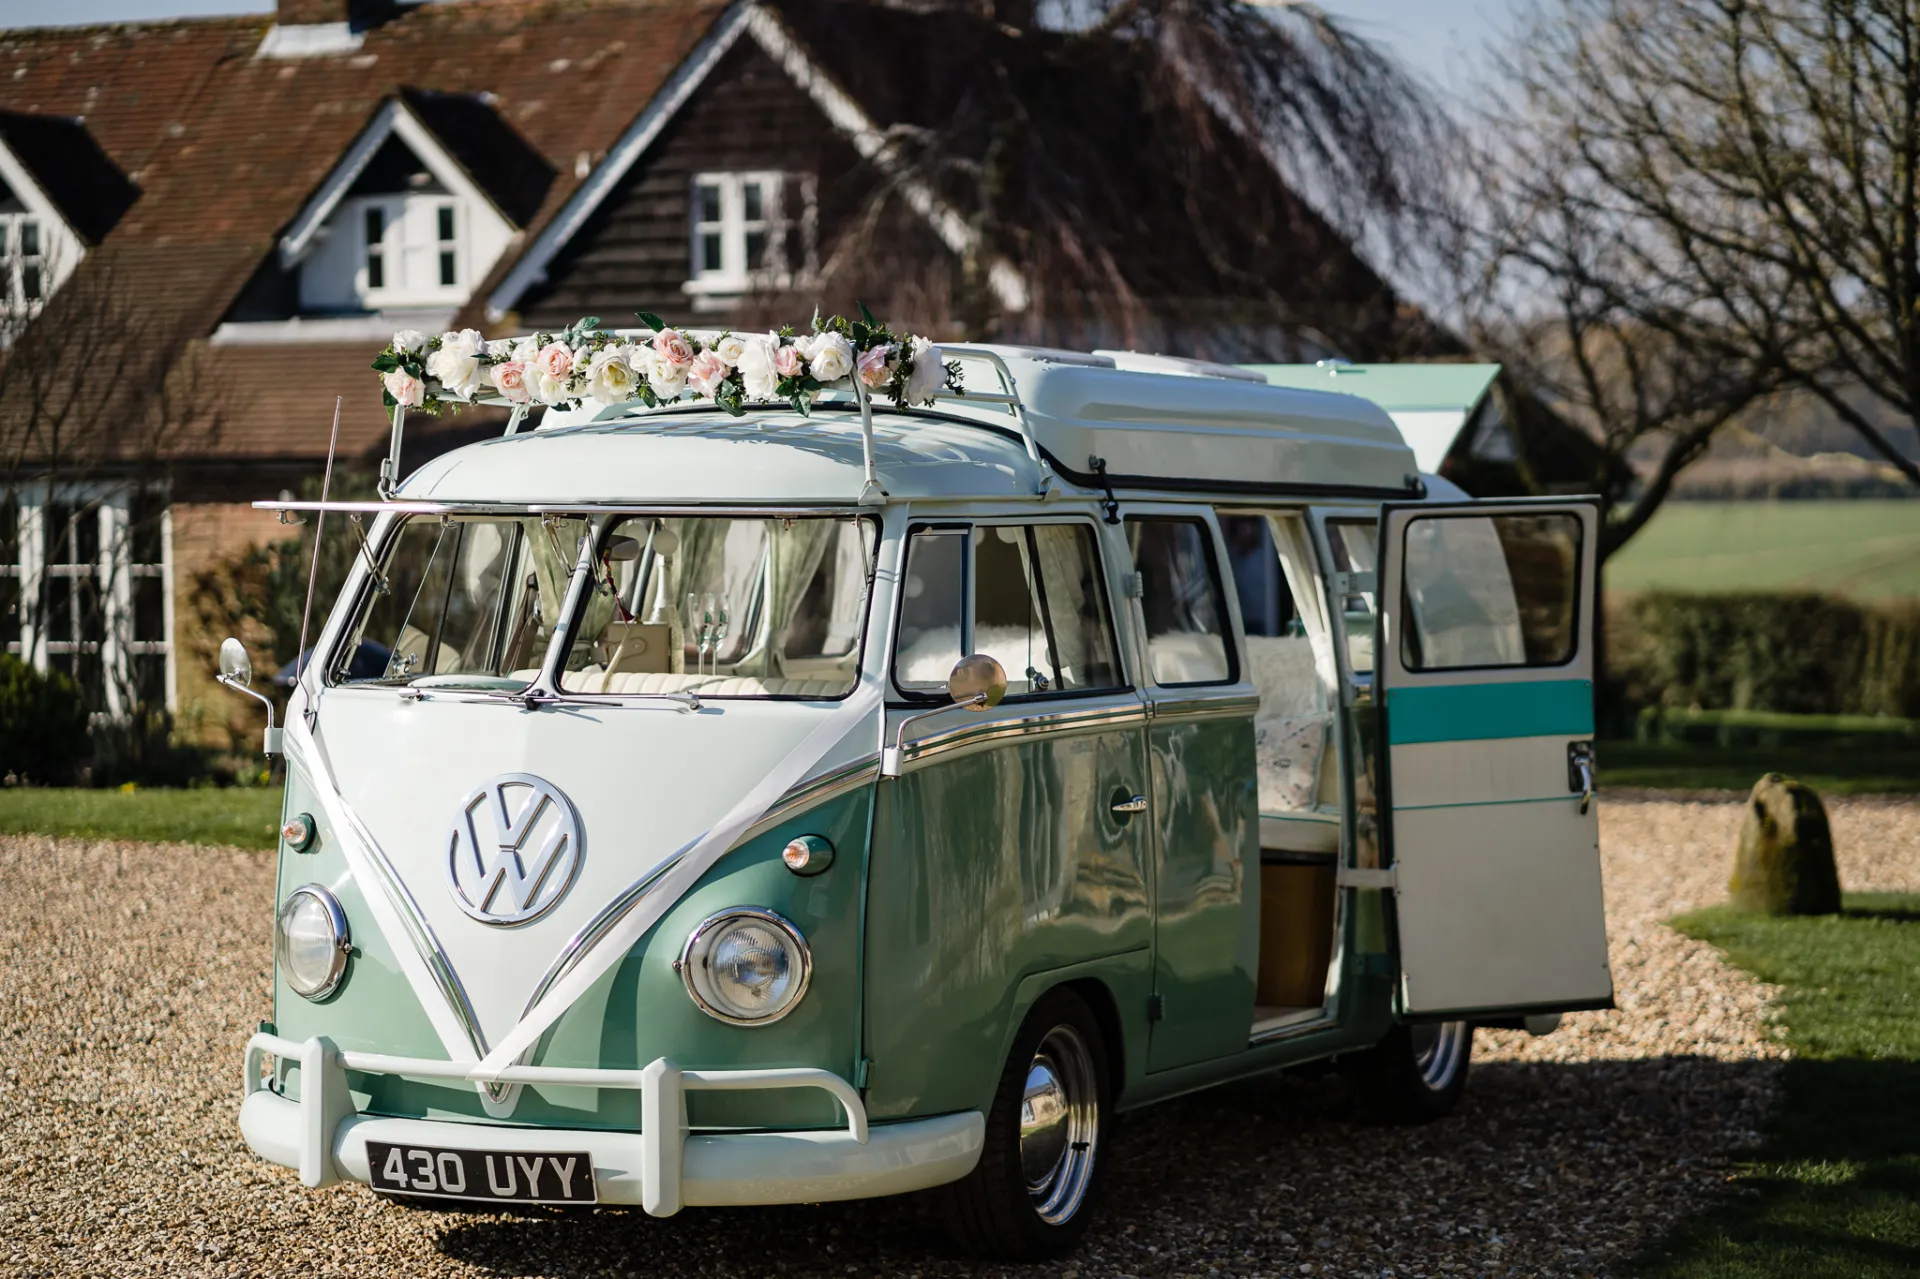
[{"left": 5, "top": 796, "right": 1917, "bottom": 1279}]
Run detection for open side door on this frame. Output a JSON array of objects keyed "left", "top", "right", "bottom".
[{"left": 1376, "top": 499, "right": 1613, "bottom": 1019}]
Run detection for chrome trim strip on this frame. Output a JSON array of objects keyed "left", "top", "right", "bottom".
[
  {"left": 1247, "top": 1008, "right": 1337, "bottom": 1046},
  {"left": 744, "top": 754, "right": 881, "bottom": 838},
  {"left": 257, "top": 501, "right": 876, "bottom": 517},
  {"left": 1150, "top": 693, "right": 1261, "bottom": 721},
  {"left": 898, "top": 702, "right": 1147, "bottom": 771}
]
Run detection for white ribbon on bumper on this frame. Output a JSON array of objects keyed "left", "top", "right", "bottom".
[{"left": 470, "top": 682, "right": 885, "bottom": 1078}]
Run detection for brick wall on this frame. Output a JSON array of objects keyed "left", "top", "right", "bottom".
[{"left": 169, "top": 501, "right": 288, "bottom": 752}]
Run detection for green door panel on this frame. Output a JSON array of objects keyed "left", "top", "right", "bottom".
[
  {"left": 1146, "top": 713, "right": 1259, "bottom": 1071},
  {"left": 272, "top": 772, "right": 875, "bottom": 1133},
  {"left": 863, "top": 722, "right": 1153, "bottom": 1121}
]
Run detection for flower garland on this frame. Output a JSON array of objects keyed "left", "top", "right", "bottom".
[{"left": 371, "top": 309, "right": 958, "bottom": 418}]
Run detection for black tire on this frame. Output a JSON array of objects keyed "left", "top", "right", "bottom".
[
  {"left": 937, "top": 988, "right": 1111, "bottom": 1260},
  {"left": 1342, "top": 1021, "right": 1472, "bottom": 1124}
]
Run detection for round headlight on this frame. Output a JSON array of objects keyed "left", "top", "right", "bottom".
[
  {"left": 677, "top": 908, "right": 811, "bottom": 1025},
  {"left": 276, "top": 884, "right": 351, "bottom": 1000}
]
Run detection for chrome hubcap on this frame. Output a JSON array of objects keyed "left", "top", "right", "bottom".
[
  {"left": 1018, "top": 1025, "right": 1098, "bottom": 1225},
  {"left": 1410, "top": 1020, "right": 1470, "bottom": 1089}
]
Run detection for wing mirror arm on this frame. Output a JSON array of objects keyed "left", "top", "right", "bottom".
[
  {"left": 881, "top": 654, "right": 1007, "bottom": 778},
  {"left": 215, "top": 636, "right": 282, "bottom": 756}
]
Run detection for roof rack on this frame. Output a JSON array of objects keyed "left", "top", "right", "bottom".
[{"left": 928, "top": 346, "right": 1055, "bottom": 496}]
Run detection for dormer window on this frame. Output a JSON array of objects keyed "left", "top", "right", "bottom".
[
  {"left": 252, "top": 94, "right": 552, "bottom": 331},
  {"left": 685, "top": 171, "right": 817, "bottom": 305}
]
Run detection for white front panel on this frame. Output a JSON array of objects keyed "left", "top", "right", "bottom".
[{"left": 314, "top": 690, "right": 878, "bottom": 1047}]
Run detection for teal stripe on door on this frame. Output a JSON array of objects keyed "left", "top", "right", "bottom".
[{"left": 1386, "top": 679, "right": 1593, "bottom": 745}]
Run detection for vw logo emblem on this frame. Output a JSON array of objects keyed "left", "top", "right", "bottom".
[{"left": 446, "top": 773, "right": 584, "bottom": 926}]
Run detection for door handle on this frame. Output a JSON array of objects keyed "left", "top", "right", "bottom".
[
  {"left": 1112, "top": 794, "right": 1148, "bottom": 815},
  {"left": 1567, "top": 741, "right": 1594, "bottom": 815}
]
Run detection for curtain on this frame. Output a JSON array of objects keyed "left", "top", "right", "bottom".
[{"left": 761, "top": 519, "right": 837, "bottom": 677}]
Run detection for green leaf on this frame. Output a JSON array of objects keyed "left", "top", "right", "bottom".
[
  {"left": 791, "top": 392, "right": 812, "bottom": 417},
  {"left": 371, "top": 352, "right": 400, "bottom": 373},
  {"left": 858, "top": 300, "right": 877, "bottom": 327},
  {"left": 636, "top": 311, "right": 667, "bottom": 334}
]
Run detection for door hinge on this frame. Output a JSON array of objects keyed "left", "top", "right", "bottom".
[
  {"left": 1147, "top": 993, "right": 1165, "bottom": 1024},
  {"left": 1336, "top": 866, "right": 1396, "bottom": 891},
  {"left": 853, "top": 1057, "right": 873, "bottom": 1090},
  {"left": 1120, "top": 570, "right": 1144, "bottom": 599}
]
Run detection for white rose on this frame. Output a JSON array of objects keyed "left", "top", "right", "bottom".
[
  {"left": 645, "top": 348, "right": 688, "bottom": 399},
  {"left": 809, "top": 331, "right": 854, "bottom": 383},
  {"left": 903, "top": 336, "right": 945, "bottom": 403},
  {"left": 586, "top": 348, "right": 639, "bottom": 403},
  {"left": 425, "top": 332, "right": 484, "bottom": 399},
  {"left": 736, "top": 333, "right": 780, "bottom": 401},
  {"left": 392, "top": 329, "right": 427, "bottom": 354},
  {"left": 713, "top": 334, "right": 747, "bottom": 368},
  {"left": 534, "top": 369, "right": 572, "bottom": 405},
  {"left": 790, "top": 332, "right": 817, "bottom": 361},
  {"left": 486, "top": 338, "right": 516, "bottom": 359},
  {"left": 511, "top": 336, "right": 539, "bottom": 363}
]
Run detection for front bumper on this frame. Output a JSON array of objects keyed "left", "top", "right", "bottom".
[{"left": 239, "top": 1033, "right": 982, "bottom": 1215}]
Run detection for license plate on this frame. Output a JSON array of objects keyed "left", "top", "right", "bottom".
[{"left": 365, "top": 1140, "right": 597, "bottom": 1205}]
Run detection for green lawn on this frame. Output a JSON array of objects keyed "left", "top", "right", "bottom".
[
  {"left": 0, "top": 787, "right": 282, "bottom": 849},
  {"left": 1637, "top": 894, "right": 1920, "bottom": 1277},
  {"left": 1601, "top": 741, "right": 1920, "bottom": 795},
  {"left": 1607, "top": 500, "right": 1920, "bottom": 600}
]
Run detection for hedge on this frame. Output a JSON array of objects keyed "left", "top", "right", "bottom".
[
  {"left": 1610, "top": 591, "right": 1920, "bottom": 719},
  {"left": 0, "top": 653, "right": 90, "bottom": 784}
]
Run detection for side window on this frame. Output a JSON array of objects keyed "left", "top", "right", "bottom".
[
  {"left": 1127, "top": 517, "right": 1236, "bottom": 686},
  {"left": 894, "top": 528, "right": 965, "bottom": 693},
  {"left": 893, "top": 523, "right": 1122, "bottom": 699},
  {"left": 1401, "top": 513, "right": 1581, "bottom": 671}
]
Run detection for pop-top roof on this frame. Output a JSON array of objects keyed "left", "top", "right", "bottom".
[{"left": 1244, "top": 363, "right": 1501, "bottom": 474}]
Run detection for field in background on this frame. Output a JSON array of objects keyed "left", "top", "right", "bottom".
[
  {"left": 1607, "top": 500, "right": 1920, "bottom": 599},
  {"left": 0, "top": 787, "right": 280, "bottom": 849}
]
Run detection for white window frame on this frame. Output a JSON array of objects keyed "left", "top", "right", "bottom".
[
  {"left": 684, "top": 171, "right": 817, "bottom": 302},
  {"left": 354, "top": 193, "right": 465, "bottom": 307},
  {"left": 7, "top": 485, "right": 175, "bottom": 716}
]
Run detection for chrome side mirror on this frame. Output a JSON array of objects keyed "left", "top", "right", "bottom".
[
  {"left": 947, "top": 653, "right": 1007, "bottom": 710},
  {"left": 215, "top": 635, "right": 281, "bottom": 757},
  {"left": 218, "top": 636, "right": 253, "bottom": 686},
  {"left": 883, "top": 654, "right": 1008, "bottom": 777}
]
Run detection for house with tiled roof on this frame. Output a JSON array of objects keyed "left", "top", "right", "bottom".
[{"left": 0, "top": 0, "right": 1432, "bottom": 748}]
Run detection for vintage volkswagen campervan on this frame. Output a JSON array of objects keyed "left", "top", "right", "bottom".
[{"left": 230, "top": 329, "right": 1611, "bottom": 1259}]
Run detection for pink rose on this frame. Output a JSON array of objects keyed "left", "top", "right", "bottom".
[
  {"left": 686, "top": 350, "right": 730, "bottom": 398},
  {"left": 856, "top": 343, "right": 893, "bottom": 389},
  {"left": 490, "top": 360, "right": 532, "bottom": 403},
  {"left": 534, "top": 342, "right": 573, "bottom": 379},
  {"left": 653, "top": 328, "right": 696, "bottom": 367},
  {"left": 382, "top": 368, "right": 425, "bottom": 407},
  {"left": 773, "top": 343, "right": 804, "bottom": 380}
]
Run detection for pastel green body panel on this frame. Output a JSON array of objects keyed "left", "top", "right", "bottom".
[
  {"left": 1385, "top": 679, "right": 1594, "bottom": 745},
  {"left": 1144, "top": 714, "right": 1259, "bottom": 1071},
  {"left": 863, "top": 721, "right": 1152, "bottom": 1121},
  {"left": 275, "top": 781, "right": 874, "bottom": 1132}
]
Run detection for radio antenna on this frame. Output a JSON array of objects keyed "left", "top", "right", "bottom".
[{"left": 296, "top": 396, "right": 342, "bottom": 728}]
